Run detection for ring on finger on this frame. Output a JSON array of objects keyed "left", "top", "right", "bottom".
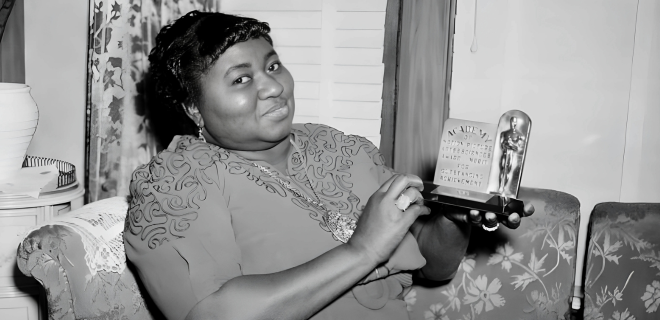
[
  {"left": 482, "top": 222, "right": 500, "bottom": 232},
  {"left": 395, "top": 193, "right": 412, "bottom": 211}
]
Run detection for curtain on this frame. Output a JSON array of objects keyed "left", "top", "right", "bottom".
[
  {"left": 0, "top": 0, "right": 24, "bottom": 83},
  {"left": 85, "top": 0, "right": 217, "bottom": 203},
  {"left": 393, "top": 0, "right": 455, "bottom": 180}
]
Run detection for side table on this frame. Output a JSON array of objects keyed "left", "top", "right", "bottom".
[{"left": 0, "top": 183, "right": 85, "bottom": 320}]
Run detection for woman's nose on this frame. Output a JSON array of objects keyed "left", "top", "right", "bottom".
[{"left": 257, "top": 74, "right": 284, "bottom": 100}]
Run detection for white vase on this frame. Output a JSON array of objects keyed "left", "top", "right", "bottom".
[{"left": 0, "top": 83, "right": 39, "bottom": 180}]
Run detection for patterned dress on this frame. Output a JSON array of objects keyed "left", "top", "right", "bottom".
[{"left": 124, "top": 123, "right": 425, "bottom": 320}]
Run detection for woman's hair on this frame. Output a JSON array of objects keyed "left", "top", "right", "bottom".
[{"left": 148, "top": 11, "right": 272, "bottom": 142}]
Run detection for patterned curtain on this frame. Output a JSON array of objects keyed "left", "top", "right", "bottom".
[{"left": 85, "top": 0, "right": 218, "bottom": 203}]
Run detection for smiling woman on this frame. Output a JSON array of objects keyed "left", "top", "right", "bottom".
[
  {"left": 124, "top": 10, "right": 531, "bottom": 320},
  {"left": 191, "top": 38, "right": 296, "bottom": 153}
]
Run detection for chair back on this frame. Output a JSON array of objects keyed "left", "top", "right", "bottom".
[
  {"left": 407, "top": 187, "right": 581, "bottom": 320},
  {"left": 583, "top": 202, "right": 660, "bottom": 320}
]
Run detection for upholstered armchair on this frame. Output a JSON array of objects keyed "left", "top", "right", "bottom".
[
  {"left": 407, "top": 187, "right": 581, "bottom": 320},
  {"left": 16, "top": 197, "right": 161, "bottom": 320},
  {"left": 583, "top": 202, "right": 660, "bottom": 320},
  {"left": 17, "top": 188, "right": 581, "bottom": 320}
]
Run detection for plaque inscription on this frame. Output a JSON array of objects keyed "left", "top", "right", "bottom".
[{"left": 433, "top": 119, "right": 497, "bottom": 193}]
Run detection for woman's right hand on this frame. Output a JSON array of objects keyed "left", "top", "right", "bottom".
[{"left": 347, "top": 174, "right": 431, "bottom": 265}]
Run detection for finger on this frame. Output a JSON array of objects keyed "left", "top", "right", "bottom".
[
  {"left": 483, "top": 211, "right": 498, "bottom": 227},
  {"left": 394, "top": 188, "right": 424, "bottom": 212},
  {"left": 406, "top": 174, "right": 424, "bottom": 191},
  {"left": 405, "top": 203, "right": 431, "bottom": 219},
  {"left": 416, "top": 204, "right": 432, "bottom": 216},
  {"left": 523, "top": 203, "right": 535, "bottom": 217},
  {"left": 444, "top": 211, "right": 469, "bottom": 223},
  {"left": 377, "top": 174, "right": 402, "bottom": 193},
  {"left": 385, "top": 174, "right": 423, "bottom": 199},
  {"left": 404, "top": 188, "right": 424, "bottom": 206},
  {"left": 502, "top": 212, "right": 521, "bottom": 229},
  {"left": 469, "top": 209, "right": 482, "bottom": 225}
]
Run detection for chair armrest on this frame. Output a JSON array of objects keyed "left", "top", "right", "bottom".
[
  {"left": 17, "top": 224, "right": 78, "bottom": 320},
  {"left": 16, "top": 196, "right": 159, "bottom": 320}
]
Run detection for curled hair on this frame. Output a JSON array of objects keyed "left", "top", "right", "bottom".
[{"left": 148, "top": 11, "right": 272, "bottom": 142}]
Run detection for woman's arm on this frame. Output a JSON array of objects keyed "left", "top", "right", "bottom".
[
  {"left": 409, "top": 207, "right": 472, "bottom": 281},
  {"left": 186, "top": 243, "right": 374, "bottom": 320},
  {"left": 186, "top": 174, "right": 430, "bottom": 320}
]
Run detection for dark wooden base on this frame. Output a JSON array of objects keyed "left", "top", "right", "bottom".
[{"left": 422, "top": 182, "right": 525, "bottom": 217}]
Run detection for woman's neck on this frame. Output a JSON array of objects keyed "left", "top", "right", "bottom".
[{"left": 230, "top": 136, "right": 293, "bottom": 173}]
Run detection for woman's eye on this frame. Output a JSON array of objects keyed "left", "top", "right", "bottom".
[
  {"left": 268, "top": 62, "right": 281, "bottom": 72},
  {"left": 233, "top": 76, "right": 251, "bottom": 84}
]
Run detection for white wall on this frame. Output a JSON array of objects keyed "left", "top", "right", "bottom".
[
  {"left": 24, "top": 0, "right": 88, "bottom": 185},
  {"left": 620, "top": 0, "right": 660, "bottom": 203},
  {"left": 450, "top": 0, "right": 660, "bottom": 298}
]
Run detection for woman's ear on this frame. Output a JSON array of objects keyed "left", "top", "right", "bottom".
[{"left": 182, "top": 103, "right": 204, "bottom": 128}]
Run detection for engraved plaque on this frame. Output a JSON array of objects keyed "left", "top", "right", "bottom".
[
  {"left": 423, "top": 110, "right": 532, "bottom": 216},
  {"left": 432, "top": 118, "right": 497, "bottom": 193}
]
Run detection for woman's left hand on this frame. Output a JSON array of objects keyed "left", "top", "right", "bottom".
[{"left": 443, "top": 202, "right": 535, "bottom": 230}]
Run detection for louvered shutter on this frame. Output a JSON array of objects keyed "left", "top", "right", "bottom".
[{"left": 219, "top": 0, "right": 387, "bottom": 146}]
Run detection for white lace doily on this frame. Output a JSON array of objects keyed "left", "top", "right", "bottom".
[{"left": 43, "top": 196, "right": 129, "bottom": 276}]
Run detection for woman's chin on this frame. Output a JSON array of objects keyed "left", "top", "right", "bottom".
[
  {"left": 261, "top": 121, "right": 293, "bottom": 144},
  {"left": 263, "top": 110, "right": 294, "bottom": 134}
]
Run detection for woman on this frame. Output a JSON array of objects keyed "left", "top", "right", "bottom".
[{"left": 124, "top": 11, "right": 532, "bottom": 320}]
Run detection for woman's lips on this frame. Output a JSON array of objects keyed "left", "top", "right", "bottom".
[{"left": 263, "top": 103, "right": 289, "bottom": 119}]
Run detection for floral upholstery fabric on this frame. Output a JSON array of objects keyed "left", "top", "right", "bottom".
[
  {"left": 406, "top": 188, "right": 581, "bottom": 320},
  {"left": 17, "top": 197, "right": 161, "bottom": 320},
  {"left": 85, "top": 0, "right": 217, "bottom": 203},
  {"left": 583, "top": 202, "right": 660, "bottom": 320}
]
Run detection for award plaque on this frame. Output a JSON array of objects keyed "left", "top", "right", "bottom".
[{"left": 423, "top": 110, "right": 532, "bottom": 216}]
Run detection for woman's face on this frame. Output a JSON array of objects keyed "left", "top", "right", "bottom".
[{"left": 197, "top": 37, "right": 295, "bottom": 151}]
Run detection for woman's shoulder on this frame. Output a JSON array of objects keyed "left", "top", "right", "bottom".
[
  {"left": 292, "top": 123, "right": 374, "bottom": 145},
  {"left": 292, "top": 122, "right": 381, "bottom": 159},
  {"left": 126, "top": 135, "right": 229, "bottom": 249},
  {"left": 132, "top": 135, "right": 230, "bottom": 175},
  {"left": 129, "top": 136, "right": 231, "bottom": 203}
]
